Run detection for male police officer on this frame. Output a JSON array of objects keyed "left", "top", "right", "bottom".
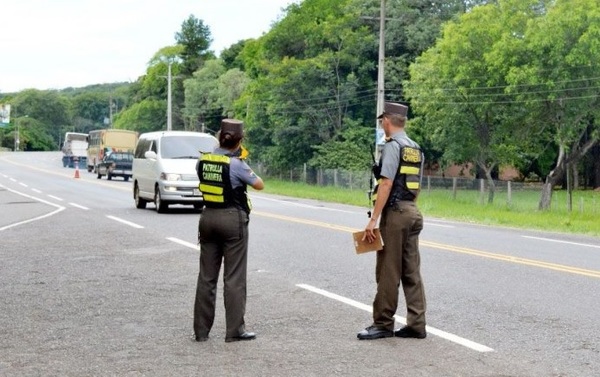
[
  {"left": 193, "top": 119, "right": 264, "bottom": 343},
  {"left": 357, "top": 102, "right": 427, "bottom": 340}
]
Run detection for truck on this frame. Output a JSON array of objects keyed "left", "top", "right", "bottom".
[
  {"left": 61, "top": 132, "right": 88, "bottom": 168},
  {"left": 87, "top": 129, "right": 138, "bottom": 173}
]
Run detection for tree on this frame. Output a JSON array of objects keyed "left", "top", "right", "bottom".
[
  {"left": 8, "top": 89, "right": 72, "bottom": 150},
  {"left": 112, "top": 99, "right": 166, "bottom": 133},
  {"left": 71, "top": 92, "right": 112, "bottom": 133},
  {"left": 183, "top": 59, "right": 226, "bottom": 132},
  {"left": 220, "top": 40, "right": 249, "bottom": 71},
  {"left": 382, "top": 0, "right": 492, "bottom": 99},
  {"left": 18, "top": 116, "right": 55, "bottom": 151},
  {"left": 181, "top": 61, "right": 249, "bottom": 133},
  {"left": 309, "top": 121, "right": 373, "bottom": 171},
  {"left": 175, "top": 15, "right": 214, "bottom": 77},
  {"left": 495, "top": 0, "right": 600, "bottom": 209},
  {"left": 405, "top": 0, "right": 541, "bottom": 203},
  {"left": 241, "top": 0, "right": 376, "bottom": 170},
  {"left": 215, "top": 68, "right": 250, "bottom": 119}
]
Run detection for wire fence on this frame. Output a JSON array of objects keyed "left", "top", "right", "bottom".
[
  {"left": 252, "top": 163, "right": 544, "bottom": 191},
  {"left": 252, "top": 163, "right": 600, "bottom": 214}
]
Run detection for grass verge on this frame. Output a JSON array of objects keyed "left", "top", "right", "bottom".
[{"left": 261, "top": 179, "right": 600, "bottom": 238}]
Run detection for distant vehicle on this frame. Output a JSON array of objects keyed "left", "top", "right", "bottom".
[
  {"left": 87, "top": 129, "right": 138, "bottom": 173},
  {"left": 96, "top": 151, "right": 134, "bottom": 181},
  {"left": 132, "top": 131, "right": 218, "bottom": 213},
  {"left": 62, "top": 132, "right": 88, "bottom": 168}
]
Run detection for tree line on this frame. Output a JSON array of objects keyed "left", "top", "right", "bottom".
[{"left": 1, "top": 0, "right": 599, "bottom": 210}]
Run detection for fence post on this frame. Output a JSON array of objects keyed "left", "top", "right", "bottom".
[
  {"left": 334, "top": 169, "right": 338, "bottom": 187},
  {"left": 452, "top": 177, "right": 457, "bottom": 200},
  {"left": 507, "top": 180, "right": 512, "bottom": 206},
  {"left": 580, "top": 197, "right": 584, "bottom": 213},
  {"left": 427, "top": 175, "right": 430, "bottom": 194},
  {"left": 349, "top": 171, "right": 353, "bottom": 190},
  {"left": 479, "top": 179, "right": 485, "bottom": 205},
  {"left": 303, "top": 163, "right": 307, "bottom": 183}
]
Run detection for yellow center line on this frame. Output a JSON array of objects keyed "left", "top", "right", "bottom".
[
  {"left": 253, "top": 211, "right": 358, "bottom": 232},
  {"left": 421, "top": 241, "right": 600, "bottom": 278},
  {"left": 253, "top": 210, "right": 600, "bottom": 279}
]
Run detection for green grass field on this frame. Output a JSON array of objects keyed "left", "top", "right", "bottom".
[{"left": 261, "top": 179, "right": 600, "bottom": 238}]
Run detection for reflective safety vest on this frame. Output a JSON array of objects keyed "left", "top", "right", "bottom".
[
  {"left": 392, "top": 145, "right": 423, "bottom": 201},
  {"left": 197, "top": 153, "right": 250, "bottom": 213},
  {"left": 371, "top": 139, "right": 424, "bottom": 204}
]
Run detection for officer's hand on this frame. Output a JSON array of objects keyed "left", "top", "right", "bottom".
[{"left": 362, "top": 218, "right": 377, "bottom": 243}]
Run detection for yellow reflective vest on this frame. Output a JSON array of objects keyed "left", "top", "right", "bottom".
[{"left": 197, "top": 153, "right": 251, "bottom": 213}]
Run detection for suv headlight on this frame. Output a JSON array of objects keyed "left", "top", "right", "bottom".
[{"left": 160, "top": 173, "right": 182, "bottom": 181}]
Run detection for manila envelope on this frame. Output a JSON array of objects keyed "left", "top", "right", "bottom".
[{"left": 352, "top": 228, "right": 383, "bottom": 254}]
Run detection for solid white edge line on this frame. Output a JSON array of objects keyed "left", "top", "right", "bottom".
[
  {"left": 0, "top": 184, "right": 66, "bottom": 231},
  {"left": 69, "top": 202, "right": 89, "bottom": 210},
  {"left": 296, "top": 283, "right": 494, "bottom": 353},
  {"left": 522, "top": 235, "right": 600, "bottom": 249},
  {"left": 427, "top": 223, "right": 454, "bottom": 228},
  {"left": 106, "top": 215, "right": 144, "bottom": 229},
  {"left": 167, "top": 237, "right": 199, "bottom": 251}
]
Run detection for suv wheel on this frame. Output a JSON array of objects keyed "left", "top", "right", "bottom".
[
  {"left": 134, "top": 183, "right": 147, "bottom": 209},
  {"left": 155, "top": 187, "right": 168, "bottom": 213}
]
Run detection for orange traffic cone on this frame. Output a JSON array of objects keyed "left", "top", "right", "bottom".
[{"left": 74, "top": 164, "right": 80, "bottom": 179}]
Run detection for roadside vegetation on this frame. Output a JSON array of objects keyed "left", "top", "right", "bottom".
[{"left": 261, "top": 179, "right": 600, "bottom": 238}]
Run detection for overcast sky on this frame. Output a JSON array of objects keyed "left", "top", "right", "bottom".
[{"left": 0, "top": 0, "right": 296, "bottom": 93}]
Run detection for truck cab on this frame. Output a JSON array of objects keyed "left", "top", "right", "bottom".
[{"left": 96, "top": 151, "right": 134, "bottom": 181}]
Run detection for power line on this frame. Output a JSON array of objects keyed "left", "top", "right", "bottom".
[{"left": 410, "top": 93, "right": 600, "bottom": 106}]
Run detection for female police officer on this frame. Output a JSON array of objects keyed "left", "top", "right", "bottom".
[{"left": 193, "top": 119, "right": 264, "bottom": 342}]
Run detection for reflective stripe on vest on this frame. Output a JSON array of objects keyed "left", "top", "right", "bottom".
[{"left": 400, "top": 166, "right": 420, "bottom": 175}]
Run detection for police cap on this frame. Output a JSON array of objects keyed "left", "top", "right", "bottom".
[
  {"left": 220, "top": 119, "right": 244, "bottom": 138},
  {"left": 377, "top": 102, "right": 408, "bottom": 119}
]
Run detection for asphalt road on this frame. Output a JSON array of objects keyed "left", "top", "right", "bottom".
[{"left": 1, "top": 151, "right": 599, "bottom": 377}]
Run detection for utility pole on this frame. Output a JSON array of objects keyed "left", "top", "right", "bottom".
[
  {"left": 167, "top": 62, "right": 173, "bottom": 131},
  {"left": 159, "top": 59, "right": 179, "bottom": 131},
  {"left": 109, "top": 95, "right": 114, "bottom": 128},
  {"left": 14, "top": 120, "right": 19, "bottom": 151},
  {"left": 13, "top": 105, "right": 18, "bottom": 151},
  {"left": 375, "top": 0, "right": 386, "bottom": 161}
]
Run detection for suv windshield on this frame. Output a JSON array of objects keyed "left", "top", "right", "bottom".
[
  {"left": 160, "top": 136, "right": 216, "bottom": 159},
  {"left": 107, "top": 152, "right": 133, "bottom": 161}
]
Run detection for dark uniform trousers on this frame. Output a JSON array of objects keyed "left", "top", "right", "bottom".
[
  {"left": 194, "top": 207, "right": 250, "bottom": 339},
  {"left": 373, "top": 200, "right": 426, "bottom": 332}
]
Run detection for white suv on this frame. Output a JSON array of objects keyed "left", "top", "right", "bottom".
[{"left": 132, "top": 131, "right": 218, "bottom": 213}]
